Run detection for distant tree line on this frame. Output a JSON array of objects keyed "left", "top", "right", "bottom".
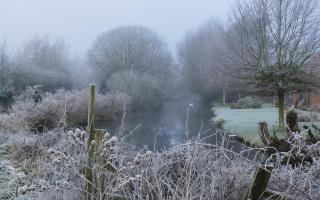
[
  {"left": 1, "top": 0, "right": 320, "bottom": 118},
  {"left": 0, "top": 27, "right": 175, "bottom": 110},
  {"left": 0, "top": 37, "right": 72, "bottom": 93}
]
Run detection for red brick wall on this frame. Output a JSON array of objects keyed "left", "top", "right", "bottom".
[
  {"left": 292, "top": 89, "right": 320, "bottom": 108},
  {"left": 311, "top": 89, "right": 320, "bottom": 108},
  {"left": 292, "top": 92, "right": 299, "bottom": 105}
]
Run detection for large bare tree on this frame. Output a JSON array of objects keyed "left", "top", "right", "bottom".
[
  {"left": 225, "top": 0, "right": 320, "bottom": 129},
  {"left": 179, "top": 19, "right": 233, "bottom": 102},
  {"left": 88, "top": 26, "right": 174, "bottom": 109}
]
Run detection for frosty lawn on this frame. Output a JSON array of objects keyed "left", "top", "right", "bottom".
[{"left": 212, "top": 104, "right": 280, "bottom": 144}]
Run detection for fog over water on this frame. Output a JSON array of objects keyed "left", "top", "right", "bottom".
[{"left": 0, "top": 0, "right": 232, "bottom": 57}]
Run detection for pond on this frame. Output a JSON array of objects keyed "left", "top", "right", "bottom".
[{"left": 96, "top": 96, "right": 215, "bottom": 150}]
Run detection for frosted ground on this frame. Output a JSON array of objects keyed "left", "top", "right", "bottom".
[{"left": 213, "top": 104, "right": 282, "bottom": 144}]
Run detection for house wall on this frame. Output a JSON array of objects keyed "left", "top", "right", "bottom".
[
  {"left": 311, "top": 89, "right": 320, "bottom": 107},
  {"left": 292, "top": 92, "right": 300, "bottom": 106},
  {"left": 291, "top": 88, "right": 320, "bottom": 108}
]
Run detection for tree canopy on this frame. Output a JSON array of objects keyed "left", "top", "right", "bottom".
[
  {"left": 225, "top": 0, "right": 320, "bottom": 128},
  {"left": 13, "top": 36, "right": 72, "bottom": 91},
  {"left": 88, "top": 26, "right": 174, "bottom": 109}
]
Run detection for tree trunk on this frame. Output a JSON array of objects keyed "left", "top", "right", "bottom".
[
  {"left": 221, "top": 89, "right": 226, "bottom": 105},
  {"left": 238, "top": 92, "right": 241, "bottom": 100},
  {"left": 278, "top": 92, "right": 285, "bottom": 130}
]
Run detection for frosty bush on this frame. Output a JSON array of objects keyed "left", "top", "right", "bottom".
[
  {"left": 230, "top": 96, "right": 262, "bottom": 109},
  {"left": 107, "top": 70, "right": 165, "bottom": 110},
  {"left": 0, "top": 88, "right": 13, "bottom": 111},
  {"left": 10, "top": 130, "right": 254, "bottom": 200},
  {"left": 9, "top": 129, "right": 320, "bottom": 200},
  {"left": 297, "top": 111, "right": 319, "bottom": 122},
  {"left": 211, "top": 117, "right": 225, "bottom": 129},
  {"left": 0, "top": 90, "right": 132, "bottom": 132}
]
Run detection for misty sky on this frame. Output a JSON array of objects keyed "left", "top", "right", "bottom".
[{"left": 0, "top": 0, "right": 233, "bottom": 58}]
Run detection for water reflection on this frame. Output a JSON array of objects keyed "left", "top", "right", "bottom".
[{"left": 95, "top": 96, "right": 214, "bottom": 150}]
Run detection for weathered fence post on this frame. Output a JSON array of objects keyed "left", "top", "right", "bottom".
[
  {"left": 85, "top": 84, "right": 110, "bottom": 200},
  {"left": 87, "top": 84, "right": 96, "bottom": 133},
  {"left": 84, "top": 84, "right": 119, "bottom": 199},
  {"left": 247, "top": 165, "right": 273, "bottom": 200},
  {"left": 85, "top": 84, "right": 96, "bottom": 200}
]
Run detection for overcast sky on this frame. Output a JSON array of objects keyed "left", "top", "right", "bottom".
[{"left": 0, "top": 0, "right": 233, "bottom": 58}]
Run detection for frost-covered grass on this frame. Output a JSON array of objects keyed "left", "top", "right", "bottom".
[
  {"left": 3, "top": 128, "right": 320, "bottom": 200},
  {"left": 0, "top": 147, "right": 14, "bottom": 200},
  {"left": 212, "top": 104, "right": 320, "bottom": 145},
  {"left": 212, "top": 104, "right": 283, "bottom": 144}
]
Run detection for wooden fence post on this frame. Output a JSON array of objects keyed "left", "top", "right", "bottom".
[
  {"left": 85, "top": 84, "right": 96, "bottom": 200},
  {"left": 247, "top": 165, "right": 273, "bottom": 200},
  {"left": 84, "top": 84, "right": 116, "bottom": 199},
  {"left": 87, "top": 84, "right": 95, "bottom": 133}
]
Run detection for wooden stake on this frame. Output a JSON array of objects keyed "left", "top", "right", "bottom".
[
  {"left": 84, "top": 84, "right": 115, "bottom": 199},
  {"left": 247, "top": 165, "right": 273, "bottom": 200},
  {"left": 85, "top": 84, "right": 96, "bottom": 200},
  {"left": 87, "top": 84, "right": 96, "bottom": 133}
]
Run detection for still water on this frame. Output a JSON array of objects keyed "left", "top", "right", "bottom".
[{"left": 96, "top": 96, "right": 215, "bottom": 150}]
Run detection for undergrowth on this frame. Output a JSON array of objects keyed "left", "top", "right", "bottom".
[
  {"left": 0, "top": 90, "right": 132, "bottom": 133},
  {"left": 5, "top": 129, "right": 320, "bottom": 200}
]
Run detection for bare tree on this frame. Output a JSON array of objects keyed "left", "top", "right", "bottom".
[
  {"left": 13, "top": 36, "right": 72, "bottom": 91},
  {"left": 0, "top": 40, "right": 14, "bottom": 110},
  {"left": 179, "top": 20, "right": 223, "bottom": 101},
  {"left": 225, "top": 0, "right": 320, "bottom": 129},
  {"left": 0, "top": 40, "right": 11, "bottom": 88},
  {"left": 88, "top": 26, "right": 174, "bottom": 109},
  {"left": 178, "top": 19, "right": 240, "bottom": 104}
]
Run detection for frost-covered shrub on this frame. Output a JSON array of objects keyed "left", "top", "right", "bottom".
[
  {"left": 7, "top": 129, "right": 87, "bottom": 199},
  {"left": 230, "top": 102, "right": 241, "bottom": 109},
  {"left": 9, "top": 132, "right": 61, "bottom": 171},
  {"left": 107, "top": 71, "right": 165, "bottom": 110},
  {"left": 12, "top": 130, "right": 256, "bottom": 200},
  {"left": 211, "top": 117, "right": 225, "bottom": 129},
  {"left": 0, "top": 88, "right": 14, "bottom": 110},
  {"left": 297, "top": 111, "right": 319, "bottom": 122},
  {"left": 9, "top": 129, "right": 320, "bottom": 200},
  {"left": 63, "top": 90, "right": 132, "bottom": 125},
  {"left": 0, "top": 90, "right": 132, "bottom": 132},
  {"left": 230, "top": 96, "right": 262, "bottom": 109},
  {"left": 265, "top": 135, "right": 320, "bottom": 200}
]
